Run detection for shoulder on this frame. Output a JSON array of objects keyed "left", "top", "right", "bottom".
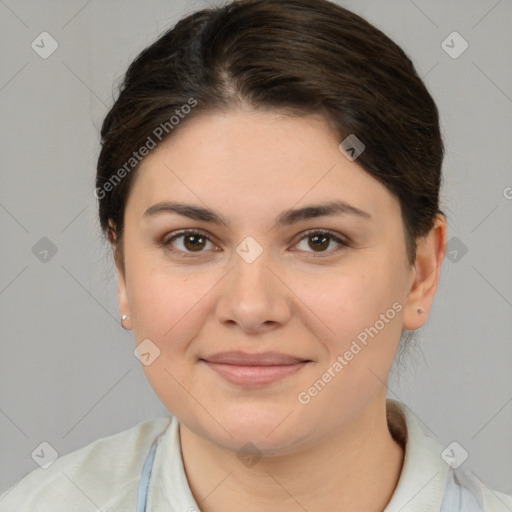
[
  {"left": 0, "top": 417, "right": 171, "bottom": 512},
  {"left": 441, "top": 465, "right": 512, "bottom": 512},
  {"left": 386, "top": 400, "right": 512, "bottom": 512},
  {"left": 480, "top": 480, "right": 512, "bottom": 511}
]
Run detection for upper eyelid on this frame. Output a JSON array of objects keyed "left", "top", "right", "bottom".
[{"left": 163, "top": 229, "right": 216, "bottom": 245}]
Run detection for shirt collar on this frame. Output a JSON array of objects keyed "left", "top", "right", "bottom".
[
  {"left": 147, "top": 415, "right": 198, "bottom": 512},
  {"left": 384, "top": 399, "right": 449, "bottom": 511}
]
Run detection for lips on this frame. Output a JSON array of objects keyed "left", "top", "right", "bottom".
[
  {"left": 203, "top": 351, "right": 307, "bottom": 366},
  {"left": 200, "top": 351, "right": 311, "bottom": 387}
]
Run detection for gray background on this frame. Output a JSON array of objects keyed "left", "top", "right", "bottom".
[{"left": 1, "top": 0, "right": 511, "bottom": 497}]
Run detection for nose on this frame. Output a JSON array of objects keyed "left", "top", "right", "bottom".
[{"left": 214, "top": 247, "right": 293, "bottom": 334}]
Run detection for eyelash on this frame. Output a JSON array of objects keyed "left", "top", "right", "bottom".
[{"left": 162, "top": 229, "right": 350, "bottom": 258}]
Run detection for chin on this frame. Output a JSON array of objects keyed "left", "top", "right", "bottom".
[{"left": 184, "top": 401, "right": 308, "bottom": 455}]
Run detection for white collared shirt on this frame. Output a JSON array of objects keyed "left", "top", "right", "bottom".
[{"left": 1, "top": 399, "right": 511, "bottom": 511}]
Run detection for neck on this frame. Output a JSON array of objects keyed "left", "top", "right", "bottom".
[{"left": 179, "top": 393, "right": 404, "bottom": 512}]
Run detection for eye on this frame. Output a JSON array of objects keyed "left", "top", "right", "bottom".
[
  {"left": 293, "top": 230, "right": 349, "bottom": 256},
  {"left": 163, "top": 229, "right": 217, "bottom": 254},
  {"left": 162, "top": 229, "right": 349, "bottom": 257}
]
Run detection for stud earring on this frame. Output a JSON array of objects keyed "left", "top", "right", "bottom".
[
  {"left": 121, "top": 314, "right": 130, "bottom": 329},
  {"left": 417, "top": 308, "right": 424, "bottom": 314}
]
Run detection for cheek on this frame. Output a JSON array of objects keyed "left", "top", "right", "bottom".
[
  {"left": 297, "top": 259, "right": 406, "bottom": 349},
  {"left": 291, "top": 264, "right": 405, "bottom": 414},
  {"left": 125, "top": 263, "right": 218, "bottom": 411},
  {"left": 127, "top": 263, "right": 214, "bottom": 347}
]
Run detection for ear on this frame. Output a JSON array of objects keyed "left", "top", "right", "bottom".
[
  {"left": 110, "top": 228, "right": 133, "bottom": 331},
  {"left": 402, "top": 214, "right": 447, "bottom": 330}
]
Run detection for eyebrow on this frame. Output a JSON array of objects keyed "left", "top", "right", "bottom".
[{"left": 143, "top": 200, "right": 372, "bottom": 227}]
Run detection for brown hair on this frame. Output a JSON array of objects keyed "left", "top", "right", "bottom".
[{"left": 96, "top": 0, "right": 444, "bottom": 265}]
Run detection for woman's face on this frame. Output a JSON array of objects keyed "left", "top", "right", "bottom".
[{"left": 117, "top": 110, "right": 421, "bottom": 454}]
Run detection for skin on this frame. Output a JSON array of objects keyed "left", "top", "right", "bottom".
[{"left": 114, "top": 109, "right": 446, "bottom": 511}]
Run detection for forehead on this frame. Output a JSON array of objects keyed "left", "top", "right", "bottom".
[{"left": 126, "top": 110, "right": 400, "bottom": 224}]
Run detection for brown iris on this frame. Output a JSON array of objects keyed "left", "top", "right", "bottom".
[
  {"left": 308, "top": 234, "right": 330, "bottom": 251},
  {"left": 184, "top": 234, "right": 207, "bottom": 252}
]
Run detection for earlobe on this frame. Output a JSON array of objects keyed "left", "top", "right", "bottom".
[
  {"left": 116, "top": 268, "right": 133, "bottom": 330},
  {"left": 111, "top": 241, "right": 133, "bottom": 331},
  {"left": 402, "top": 214, "right": 447, "bottom": 330},
  {"left": 120, "top": 314, "right": 131, "bottom": 330}
]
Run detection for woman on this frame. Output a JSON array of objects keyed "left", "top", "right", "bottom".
[{"left": 1, "top": 0, "right": 510, "bottom": 510}]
